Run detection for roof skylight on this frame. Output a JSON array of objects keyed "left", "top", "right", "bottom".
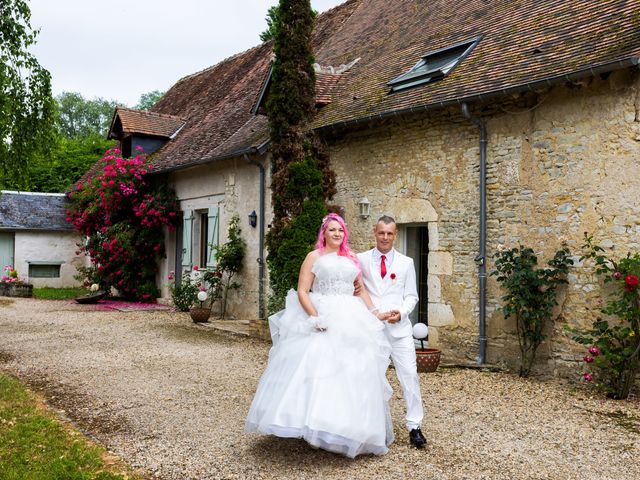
[{"left": 388, "top": 37, "right": 480, "bottom": 93}]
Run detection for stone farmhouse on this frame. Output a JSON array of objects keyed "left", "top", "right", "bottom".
[{"left": 107, "top": 0, "right": 640, "bottom": 374}]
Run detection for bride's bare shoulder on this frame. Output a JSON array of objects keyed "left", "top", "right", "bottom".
[{"left": 306, "top": 249, "right": 322, "bottom": 261}]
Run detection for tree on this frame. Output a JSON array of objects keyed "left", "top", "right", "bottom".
[
  {"left": 260, "top": 4, "right": 317, "bottom": 42},
  {"left": 260, "top": 6, "right": 280, "bottom": 41},
  {"left": 0, "top": 0, "right": 56, "bottom": 183},
  {"left": 265, "top": 0, "right": 336, "bottom": 312},
  {"left": 135, "top": 90, "right": 165, "bottom": 111},
  {"left": 56, "top": 91, "right": 117, "bottom": 138},
  {"left": 0, "top": 91, "right": 117, "bottom": 192}
]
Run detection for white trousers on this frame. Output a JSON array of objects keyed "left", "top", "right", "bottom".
[{"left": 386, "top": 332, "right": 424, "bottom": 431}]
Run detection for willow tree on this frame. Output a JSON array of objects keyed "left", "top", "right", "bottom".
[
  {"left": 265, "top": 0, "right": 336, "bottom": 312},
  {"left": 0, "top": 0, "right": 56, "bottom": 185}
]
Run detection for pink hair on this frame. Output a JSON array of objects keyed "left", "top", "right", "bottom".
[{"left": 315, "top": 213, "right": 361, "bottom": 270}]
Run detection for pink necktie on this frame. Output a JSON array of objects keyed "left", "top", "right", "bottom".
[{"left": 381, "top": 255, "right": 387, "bottom": 278}]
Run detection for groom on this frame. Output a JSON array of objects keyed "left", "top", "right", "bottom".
[{"left": 357, "top": 215, "right": 427, "bottom": 448}]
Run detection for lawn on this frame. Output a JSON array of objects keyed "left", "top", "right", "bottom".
[
  {"left": 0, "top": 374, "right": 140, "bottom": 480},
  {"left": 32, "top": 287, "right": 87, "bottom": 300}
]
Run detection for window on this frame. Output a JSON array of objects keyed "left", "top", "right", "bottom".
[
  {"left": 388, "top": 37, "right": 480, "bottom": 93},
  {"left": 28, "top": 263, "right": 61, "bottom": 278},
  {"left": 199, "top": 212, "right": 209, "bottom": 268}
]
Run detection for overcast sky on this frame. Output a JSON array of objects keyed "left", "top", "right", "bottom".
[{"left": 28, "top": 0, "right": 345, "bottom": 106}]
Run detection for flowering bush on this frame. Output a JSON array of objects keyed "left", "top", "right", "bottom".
[
  {"left": 168, "top": 269, "right": 200, "bottom": 312},
  {"left": 66, "top": 147, "right": 179, "bottom": 301},
  {"left": 1, "top": 265, "right": 21, "bottom": 284},
  {"left": 569, "top": 233, "right": 640, "bottom": 399},
  {"left": 168, "top": 267, "right": 223, "bottom": 312}
]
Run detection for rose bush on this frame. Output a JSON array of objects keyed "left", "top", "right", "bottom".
[
  {"left": 568, "top": 233, "right": 640, "bottom": 399},
  {"left": 66, "top": 147, "right": 179, "bottom": 301}
]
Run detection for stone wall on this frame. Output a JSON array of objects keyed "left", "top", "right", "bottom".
[
  {"left": 161, "top": 154, "right": 272, "bottom": 321},
  {"left": 326, "top": 68, "right": 640, "bottom": 375}
]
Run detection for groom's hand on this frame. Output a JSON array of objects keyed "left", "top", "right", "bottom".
[
  {"left": 387, "top": 310, "right": 401, "bottom": 324},
  {"left": 353, "top": 278, "right": 362, "bottom": 296}
]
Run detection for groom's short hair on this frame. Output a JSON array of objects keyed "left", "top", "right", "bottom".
[{"left": 377, "top": 215, "right": 396, "bottom": 225}]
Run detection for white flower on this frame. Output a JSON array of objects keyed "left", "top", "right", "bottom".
[{"left": 90, "top": 283, "right": 100, "bottom": 292}]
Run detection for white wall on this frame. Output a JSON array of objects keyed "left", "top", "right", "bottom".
[{"left": 14, "top": 231, "right": 88, "bottom": 288}]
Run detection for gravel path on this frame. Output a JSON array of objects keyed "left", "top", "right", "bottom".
[{"left": 0, "top": 297, "right": 638, "bottom": 480}]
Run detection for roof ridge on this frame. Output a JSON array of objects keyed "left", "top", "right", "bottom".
[{"left": 171, "top": 43, "right": 267, "bottom": 87}]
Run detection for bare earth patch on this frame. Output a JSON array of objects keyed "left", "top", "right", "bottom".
[{"left": 0, "top": 297, "right": 638, "bottom": 479}]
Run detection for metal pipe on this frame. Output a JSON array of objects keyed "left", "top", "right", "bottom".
[
  {"left": 244, "top": 153, "right": 266, "bottom": 320},
  {"left": 461, "top": 102, "right": 487, "bottom": 365}
]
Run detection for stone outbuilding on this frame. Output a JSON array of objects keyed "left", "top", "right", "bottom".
[
  {"left": 105, "top": 0, "right": 640, "bottom": 375},
  {"left": 0, "top": 191, "right": 87, "bottom": 288}
]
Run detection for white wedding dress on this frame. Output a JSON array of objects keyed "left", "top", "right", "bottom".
[{"left": 245, "top": 253, "right": 394, "bottom": 457}]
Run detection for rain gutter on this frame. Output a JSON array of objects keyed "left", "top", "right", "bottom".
[{"left": 317, "top": 57, "right": 640, "bottom": 133}]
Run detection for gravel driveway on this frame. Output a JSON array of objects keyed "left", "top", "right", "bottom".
[{"left": 0, "top": 297, "right": 638, "bottom": 480}]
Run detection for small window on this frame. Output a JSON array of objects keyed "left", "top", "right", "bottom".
[
  {"left": 388, "top": 37, "right": 480, "bottom": 93},
  {"left": 29, "top": 264, "right": 61, "bottom": 278}
]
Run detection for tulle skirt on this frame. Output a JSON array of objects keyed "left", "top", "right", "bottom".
[{"left": 245, "top": 290, "right": 394, "bottom": 458}]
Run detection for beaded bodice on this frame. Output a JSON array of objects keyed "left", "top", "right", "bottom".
[{"left": 311, "top": 253, "right": 358, "bottom": 296}]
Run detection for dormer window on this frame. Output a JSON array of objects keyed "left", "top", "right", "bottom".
[{"left": 388, "top": 37, "right": 480, "bottom": 93}]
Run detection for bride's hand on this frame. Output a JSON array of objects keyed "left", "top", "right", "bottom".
[
  {"left": 371, "top": 309, "right": 390, "bottom": 321},
  {"left": 310, "top": 315, "right": 327, "bottom": 332}
]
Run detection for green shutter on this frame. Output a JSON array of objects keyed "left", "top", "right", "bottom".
[
  {"left": 0, "top": 233, "right": 14, "bottom": 271},
  {"left": 206, "top": 207, "right": 219, "bottom": 268},
  {"left": 181, "top": 210, "right": 194, "bottom": 271}
]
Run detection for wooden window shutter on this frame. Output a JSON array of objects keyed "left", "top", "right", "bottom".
[
  {"left": 206, "top": 207, "right": 219, "bottom": 268},
  {"left": 181, "top": 210, "right": 194, "bottom": 271}
]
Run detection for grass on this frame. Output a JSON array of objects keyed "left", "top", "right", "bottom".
[
  {"left": 0, "top": 374, "right": 140, "bottom": 480},
  {"left": 32, "top": 287, "right": 87, "bottom": 300}
]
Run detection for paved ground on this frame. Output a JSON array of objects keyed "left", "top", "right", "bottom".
[{"left": 0, "top": 297, "right": 638, "bottom": 480}]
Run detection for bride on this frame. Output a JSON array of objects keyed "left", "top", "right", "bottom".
[{"left": 245, "top": 213, "right": 394, "bottom": 458}]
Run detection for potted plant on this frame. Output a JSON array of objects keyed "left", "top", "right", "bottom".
[
  {"left": 190, "top": 289, "right": 211, "bottom": 323},
  {"left": 413, "top": 323, "right": 441, "bottom": 373},
  {"left": 0, "top": 265, "right": 33, "bottom": 298}
]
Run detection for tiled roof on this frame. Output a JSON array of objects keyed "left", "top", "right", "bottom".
[
  {"left": 149, "top": 43, "right": 274, "bottom": 172},
  {"left": 311, "top": 0, "right": 640, "bottom": 129},
  {"left": 108, "top": 107, "right": 185, "bottom": 139},
  {"left": 147, "top": 0, "right": 364, "bottom": 173},
  {"left": 0, "top": 191, "right": 73, "bottom": 231},
  {"left": 136, "top": 0, "right": 640, "bottom": 173}
]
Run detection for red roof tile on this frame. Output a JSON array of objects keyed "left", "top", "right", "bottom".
[
  {"left": 137, "top": 0, "right": 640, "bottom": 173},
  {"left": 311, "top": 0, "right": 640, "bottom": 129},
  {"left": 108, "top": 107, "right": 185, "bottom": 139}
]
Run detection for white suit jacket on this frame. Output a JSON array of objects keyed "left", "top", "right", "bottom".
[{"left": 357, "top": 248, "right": 419, "bottom": 338}]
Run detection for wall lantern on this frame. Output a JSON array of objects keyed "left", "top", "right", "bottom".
[
  {"left": 248, "top": 210, "right": 258, "bottom": 228},
  {"left": 358, "top": 197, "right": 371, "bottom": 219}
]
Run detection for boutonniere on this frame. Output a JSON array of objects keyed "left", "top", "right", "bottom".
[{"left": 390, "top": 273, "right": 397, "bottom": 283}]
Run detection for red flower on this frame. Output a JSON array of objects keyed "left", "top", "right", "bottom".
[
  {"left": 624, "top": 274, "right": 638, "bottom": 292},
  {"left": 390, "top": 273, "right": 396, "bottom": 280}
]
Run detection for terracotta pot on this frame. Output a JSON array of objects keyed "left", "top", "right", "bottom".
[
  {"left": 190, "top": 307, "right": 211, "bottom": 323},
  {"left": 415, "top": 348, "right": 441, "bottom": 373}
]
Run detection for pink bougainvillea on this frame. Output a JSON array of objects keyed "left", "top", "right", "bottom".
[{"left": 67, "top": 148, "right": 179, "bottom": 301}]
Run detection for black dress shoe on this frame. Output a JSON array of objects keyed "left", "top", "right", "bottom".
[{"left": 409, "top": 427, "right": 427, "bottom": 448}]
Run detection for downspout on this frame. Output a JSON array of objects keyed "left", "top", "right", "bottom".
[
  {"left": 244, "top": 153, "right": 266, "bottom": 320},
  {"left": 461, "top": 102, "right": 487, "bottom": 365}
]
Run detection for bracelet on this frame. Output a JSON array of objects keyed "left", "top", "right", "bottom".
[{"left": 369, "top": 306, "right": 379, "bottom": 313}]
